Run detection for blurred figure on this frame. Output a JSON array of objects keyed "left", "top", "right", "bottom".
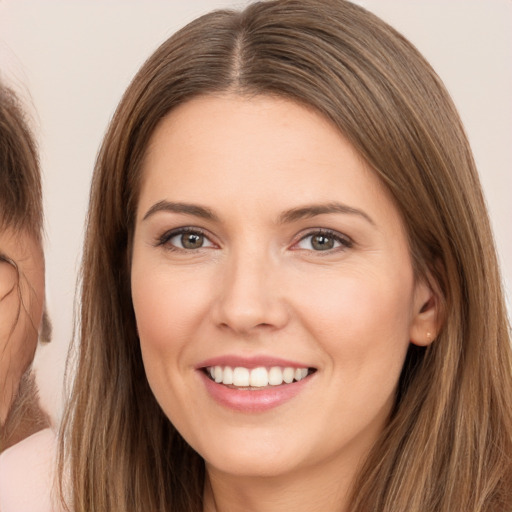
[
  {"left": 0, "top": 80, "right": 57, "bottom": 512},
  {"left": 0, "top": 81, "right": 50, "bottom": 451}
]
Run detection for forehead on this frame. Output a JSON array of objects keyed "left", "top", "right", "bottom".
[{"left": 138, "top": 94, "right": 400, "bottom": 227}]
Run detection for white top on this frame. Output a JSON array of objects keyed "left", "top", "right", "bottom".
[{"left": 0, "top": 428, "right": 62, "bottom": 512}]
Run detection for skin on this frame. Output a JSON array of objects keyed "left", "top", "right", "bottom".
[
  {"left": 131, "top": 94, "right": 438, "bottom": 512},
  {"left": 0, "top": 228, "right": 45, "bottom": 427}
]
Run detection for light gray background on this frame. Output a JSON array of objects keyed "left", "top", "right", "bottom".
[{"left": 0, "top": 0, "right": 510, "bottom": 424}]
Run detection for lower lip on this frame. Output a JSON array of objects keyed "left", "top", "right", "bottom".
[{"left": 199, "top": 371, "right": 313, "bottom": 412}]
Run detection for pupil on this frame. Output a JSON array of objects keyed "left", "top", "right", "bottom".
[
  {"left": 182, "top": 233, "right": 203, "bottom": 249},
  {"left": 312, "top": 235, "right": 334, "bottom": 250}
]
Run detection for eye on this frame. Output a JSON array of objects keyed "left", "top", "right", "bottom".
[
  {"left": 294, "top": 230, "right": 352, "bottom": 252},
  {"left": 158, "top": 228, "right": 215, "bottom": 251}
]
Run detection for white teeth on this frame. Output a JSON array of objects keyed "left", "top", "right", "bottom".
[
  {"left": 233, "top": 367, "right": 250, "bottom": 386},
  {"left": 268, "top": 366, "right": 283, "bottom": 386},
  {"left": 222, "top": 366, "right": 233, "bottom": 385},
  {"left": 250, "top": 367, "right": 269, "bottom": 387},
  {"left": 283, "top": 367, "right": 294, "bottom": 383},
  {"left": 206, "top": 365, "right": 311, "bottom": 387}
]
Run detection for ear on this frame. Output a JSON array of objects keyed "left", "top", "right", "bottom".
[{"left": 409, "top": 276, "right": 441, "bottom": 347}]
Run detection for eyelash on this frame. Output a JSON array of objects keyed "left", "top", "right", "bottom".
[
  {"left": 292, "top": 229, "right": 353, "bottom": 253},
  {"left": 156, "top": 227, "right": 213, "bottom": 251},
  {"left": 155, "top": 227, "right": 353, "bottom": 253}
]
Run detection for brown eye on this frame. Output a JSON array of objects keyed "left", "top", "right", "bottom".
[
  {"left": 160, "top": 229, "right": 214, "bottom": 250},
  {"left": 181, "top": 233, "right": 204, "bottom": 249},
  {"left": 295, "top": 230, "right": 352, "bottom": 252},
  {"left": 311, "top": 234, "right": 335, "bottom": 251}
]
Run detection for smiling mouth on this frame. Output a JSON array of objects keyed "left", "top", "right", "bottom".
[{"left": 204, "top": 365, "right": 317, "bottom": 389}]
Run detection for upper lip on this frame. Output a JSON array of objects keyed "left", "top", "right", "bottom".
[{"left": 196, "top": 355, "right": 315, "bottom": 370}]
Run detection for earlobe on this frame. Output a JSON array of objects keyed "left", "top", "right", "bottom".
[{"left": 409, "top": 279, "right": 441, "bottom": 347}]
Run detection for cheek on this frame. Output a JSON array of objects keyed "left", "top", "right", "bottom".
[
  {"left": 287, "top": 268, "right": 415, "bottom": 448},
  {"left": 0, "top": 294, "right": 37, "bottom": 419},
  {"left": 132, "top": 266, "right": 211, "bottom": 354},
  {"left": 0, "top": 263, "right": 41, "bottom": 356},
  {"left": 294, "top": 267, "right": 415, "bottom": 376},
  {"left": 130, "top": 260, "right": 218, "bottom": 411},
  {"left": 131, "top": 264, "right": 214, "bottom": 432}
]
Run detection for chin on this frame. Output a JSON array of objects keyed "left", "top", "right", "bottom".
[
  {"left": 189, "top": 425, "right": 313, "bottom": 479},
  {"left": 204, "top": 451, "right": 300, "bottom": 479}
]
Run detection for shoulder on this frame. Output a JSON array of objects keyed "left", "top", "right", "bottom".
[{"left": 0, "top": 428, "right": 63, "bottom": 512}]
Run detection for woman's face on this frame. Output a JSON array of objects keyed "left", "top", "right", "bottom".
[
  {"left": 0, "top": 228, "right": 44, "bottom": 425},
  {"left": 131, "top": 95, "right": 436, "bottom": 481}
]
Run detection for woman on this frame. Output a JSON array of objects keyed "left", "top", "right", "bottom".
[
  {"left": 60, "top": 0, "right": 512, "bottom": 510},
  {"left": 0, "top": 81, "right": 55, "bottom": 512}
]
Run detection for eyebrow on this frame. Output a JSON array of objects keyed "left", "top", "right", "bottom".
[
  {"left": 142, "top": 200, "right": 374, "bottom": 226},
  {"left": 278, "top": 202, "right": 375, "bottom": 225},
  {"left": 142, "top": 200, "right": 219, "bottom": 222}
]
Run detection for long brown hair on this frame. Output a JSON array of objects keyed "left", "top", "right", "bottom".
[{"left": 60, "top": 1, "right": 512, "bottom": 510}]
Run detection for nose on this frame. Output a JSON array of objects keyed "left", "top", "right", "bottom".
[{"left": 211, "top": 248, "right": 289, "bottom": 335}]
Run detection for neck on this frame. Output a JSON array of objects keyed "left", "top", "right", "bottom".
[
  {"left": 203, "top": 454, "right": 359, "bottom": 512},
  {"left": 0, "top": 370, "right": 50, "bottom": 452}
]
